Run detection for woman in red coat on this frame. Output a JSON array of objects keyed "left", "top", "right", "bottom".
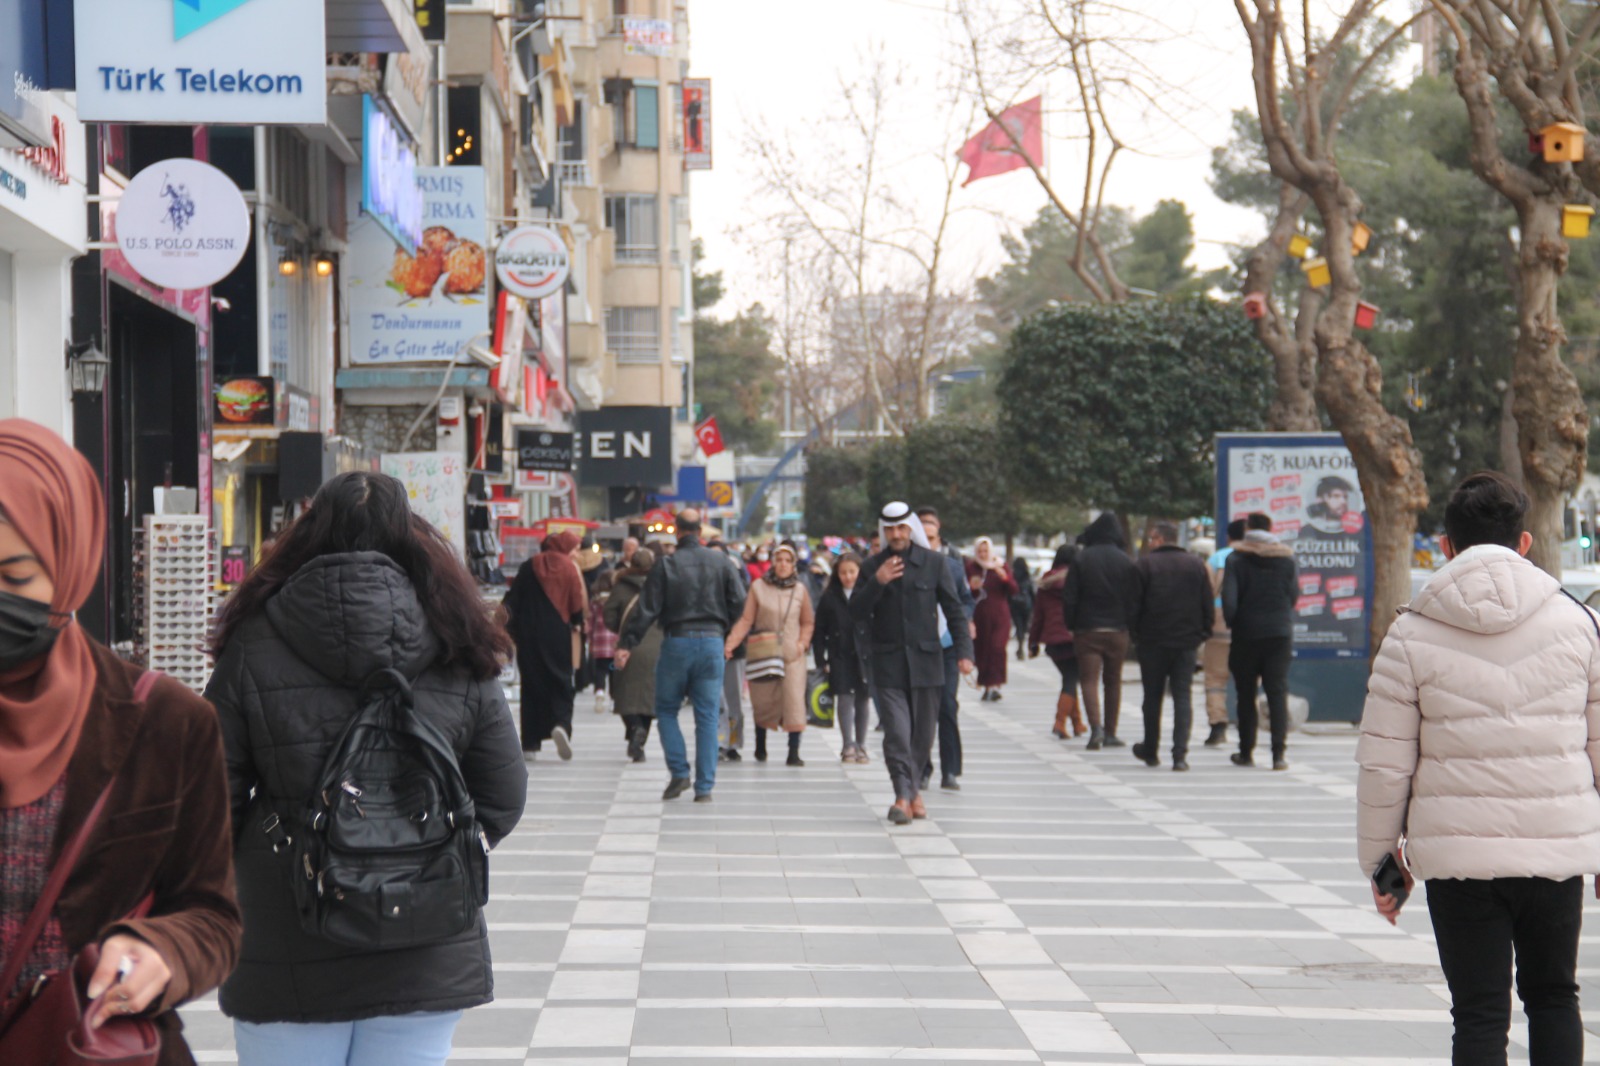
[
  {"left": 965, "top": 538, "right": 1018, "bottom": 700},
  {"left": 1029, "top": 544, "right": 1085, "bottom": 738}
]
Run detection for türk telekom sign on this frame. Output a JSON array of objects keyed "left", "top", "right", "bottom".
[{"left": 74, "top": 0, "right": 327, "bottom": 124}]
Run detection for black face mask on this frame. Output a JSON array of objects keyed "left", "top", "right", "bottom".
[{"left": 0, "top": 590, "right": 63, "bottom": 672}]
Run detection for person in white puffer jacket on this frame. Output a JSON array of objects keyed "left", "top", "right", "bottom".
[{"left": 1357, "top": 471, "right": 1600, "bottom": 1066}]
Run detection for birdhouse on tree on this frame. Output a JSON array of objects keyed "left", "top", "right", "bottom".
[
  {"left": 1301, "top": 257, "right": 1331, "bottom": 288},
  {"left": 1243, "top": 292, "right": 1268, "bottom": 319},
  {"left": 1287, "top": 233, "right": 1313, "bottom": 259},
  {"left": 1351, "top": 222, "right": 1373, "bottom": 255},
  {"left": 1354, "top": 301, "right": 1380, "bottom": 330},
  {"left": 1540, "top": 122, "right": 1585, "bottom": 162},
  {"left": 1563, "top": 204, "right": 1595, "bottom": 238}
]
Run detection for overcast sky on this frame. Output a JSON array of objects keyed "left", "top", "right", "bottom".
[{"left": 685, "top": 0, "right": 1419, "bottom": 313}]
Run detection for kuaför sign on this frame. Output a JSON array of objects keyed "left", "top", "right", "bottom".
[{"left": 74, "top": 0, "right": 327, "bottom": 125}]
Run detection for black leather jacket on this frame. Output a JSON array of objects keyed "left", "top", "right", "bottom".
[{"left": 618, "top": 537, "right": 747, "bottom": 647}]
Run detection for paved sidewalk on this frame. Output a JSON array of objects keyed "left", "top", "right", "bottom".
[{"left": 179, "top": 655, "right": 1600, "bottom": 1063}]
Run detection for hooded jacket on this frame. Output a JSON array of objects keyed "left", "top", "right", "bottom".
[
  {"left": 1133, "top": 545, "right": 1214, "bottom": 649},
  {"left": 1356, "top": 545, "right": 1600, "bottom": 880},
  {"left": 205, "top": 552, "right": 527, "bottom": 1023},
  {"left": 1062, "top": 513, "right": 1139, "bottom": 633},
  {"left": 1221, "top": 531, "right": 1299, "bottom": 640}
]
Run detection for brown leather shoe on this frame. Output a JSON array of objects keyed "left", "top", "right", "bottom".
[{"left": 909, "top": 796, "right": 927, "bottom": 819}]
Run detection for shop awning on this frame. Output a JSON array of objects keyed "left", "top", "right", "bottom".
[{"left": 326, "top": 0, "right": 427, "bottom": 54}]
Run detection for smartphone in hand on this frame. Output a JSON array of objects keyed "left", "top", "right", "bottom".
[{"left": 1373, "top": 851, "right": 1410, "bottom": 909}]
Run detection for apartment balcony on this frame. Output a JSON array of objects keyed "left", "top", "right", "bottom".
[
  {"left": 556, "top": 160, "right": 594, "bottom": 187},
  {"left": 570, "top": 184, "right": 603, "bottom": 229},
  {"left": 569, "top": 320, "right": 606, "bottom": 367}
]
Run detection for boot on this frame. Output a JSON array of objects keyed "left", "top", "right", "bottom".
[
  {"left": 754, "top": 728, "right": 768, "bottom": 763},
  {"left": 1204, "top": 723, "right": 1228, "bottom": 747},
  {"left": 786, "top": 732, "right": 804, "bottom": 767},
  {"left": 1052, "top": 696, "right": 1071, "bottom": 739},
  {"left": 1086, "top": 726, "right": 1104, "bottom": 751},
  {"left": 1066, "top": 695, "right": 1087, "bottom": 736}
]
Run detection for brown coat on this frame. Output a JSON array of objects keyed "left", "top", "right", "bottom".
[
  {"left": 727, "top": 581, "right": 814, "bottom": 732},
  {"left": 53, "top": 642, "right": 242, "bottom": 1066}
]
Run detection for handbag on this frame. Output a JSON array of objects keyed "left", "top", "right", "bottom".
[
  {"left": 745, "top": 586, "right": 799, "bottom": 682},
  {"left": 0, "top": 671, "right": 163, "bottom": 1066},
  {"left": 805, "top": 669, "right": 835, "bottom": 728}
]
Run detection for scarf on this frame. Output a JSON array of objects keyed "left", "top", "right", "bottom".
[
  {"left": 532, "top": 532, "right": 587, "bottom": 620},
  {"left": 0, "top": 420, "right": 106, "bottom": 808},
  {"left": 764, "top": 545, "right": 800, "bottom": 588}
]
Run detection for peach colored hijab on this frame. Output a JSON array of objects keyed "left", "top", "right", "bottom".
[{"left": 0, "top": 419, "right": 106, "bottom": 808}]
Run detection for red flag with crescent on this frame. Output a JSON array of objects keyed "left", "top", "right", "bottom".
[
  {"left": 958, "top": 97, "right": 1043, "bottom": 186},
  {"left": 694, "top": 416, "right": 726, "bottom": 456}
]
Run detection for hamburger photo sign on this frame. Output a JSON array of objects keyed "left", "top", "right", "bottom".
[{"left": 214, "top": 376, "right": 275, "bottom": 427}]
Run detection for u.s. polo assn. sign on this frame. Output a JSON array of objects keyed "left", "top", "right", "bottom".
[{"left": 115, "top": 159, "right": 250, "bottom": 290}]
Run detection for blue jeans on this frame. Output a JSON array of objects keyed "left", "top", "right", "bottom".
[
  {"left": 654, "top": 635, "right": 725, "bottom": 795},
  {"left": 234, "top": 1011, "right": 462, "bottom": 1066}
]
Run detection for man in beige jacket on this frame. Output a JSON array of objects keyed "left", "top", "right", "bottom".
[{"left": 1357, "top": 471, "right": 1600, "bottom": 1065}]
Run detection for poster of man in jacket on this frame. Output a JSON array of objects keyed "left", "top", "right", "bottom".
[{"left": 1216, "top": 434, "right": 1371, "bottom": 659}]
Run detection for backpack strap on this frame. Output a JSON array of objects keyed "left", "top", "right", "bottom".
[{"left": 1561, "top": 589, "right": 1600, "bottom": 645}]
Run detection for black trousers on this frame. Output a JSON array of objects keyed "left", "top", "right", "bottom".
[
  {"left": 924, "top": 645, "right": 963, "bottom": 779},
  {"left": 1136, "top": 644, "right": 1197, "bottom": 758},
  {"left": 1229, "top": 635, "right": 1291, "bottom": 758},
  {"left": 1427, "top": 876, "right": 1584, "bottom": 1066}
]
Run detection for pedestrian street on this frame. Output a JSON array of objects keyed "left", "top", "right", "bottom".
[{"left": 179, "top": 656, "right": 1600, "bottom": 1064}]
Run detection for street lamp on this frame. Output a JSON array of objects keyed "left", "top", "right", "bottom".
[{"left": 66, "top": 340, "right": 110, "bottom": 396}]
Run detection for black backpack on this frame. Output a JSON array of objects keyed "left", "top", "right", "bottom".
[{"left": 264, "top": 667, "right": 489, "bottom": 949}]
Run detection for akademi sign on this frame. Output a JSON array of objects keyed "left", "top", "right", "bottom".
[
  {"left": 114, "top": 159, "right": 250, "bottom": 290},
  {"left": 495, "top": 225, "right": 569, "bottom": 300},
  {"left": 74, "top": 0, "right": 327, "bottom": 125}
]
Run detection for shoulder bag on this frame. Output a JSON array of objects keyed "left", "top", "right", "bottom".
[
  {"left": 0, "top": 671, "right": 164, "bottom": 1066},
  {"left": 746, "top": 586, "right": 799, "bottom": 682}
]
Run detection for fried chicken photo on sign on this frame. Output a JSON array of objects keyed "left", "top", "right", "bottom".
[
  {"left": 391, "top": 246, "right": 443, "bottom": 298},
  {"left": 444, "top": 240, "right": 486, "bottom": 294}
]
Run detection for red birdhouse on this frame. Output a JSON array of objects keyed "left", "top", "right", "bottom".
[
  {"left": 1354, "top": 301, "right": 1380, "bottom": 330},
  {"left": 1243, "top": 292, "right": 1268, "bottom": 320},
  {"left": 1530, "top": 132, "right": 1545, "bottom": 157}
]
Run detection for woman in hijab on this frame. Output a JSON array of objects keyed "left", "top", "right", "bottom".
[
  {"left": 0, "top": 419, "right": 240, "bottom": 1066},
  {"left": 502, "top": 532, "right": 586, "bottom": 761},
  {"left": 603, "top": 547, "right": 661, "bottom": 762},
  {"left": 726, "top": 541, "right": 814, "bottom": 765},
  {"left": 965, "top": 537, "right": 1018, "bottom": 701}
]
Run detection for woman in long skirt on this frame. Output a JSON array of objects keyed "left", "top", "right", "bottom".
[
  {"left": 966, "top": 537, "right": 1018, "bottom": 701},
  {"left": 502, "top": 532, "right": 586, "bottom": 760},
  {"left": 726, "top": 541, "right": 814, "bottom": 765}
]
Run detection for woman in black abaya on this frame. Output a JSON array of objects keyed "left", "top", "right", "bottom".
[{"left": 503, "top": 531, "right": 586, "bottom": 761}]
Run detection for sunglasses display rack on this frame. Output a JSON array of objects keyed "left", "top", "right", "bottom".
[{"left": 132, "top": 514, "right": 216, "bottom": 692}]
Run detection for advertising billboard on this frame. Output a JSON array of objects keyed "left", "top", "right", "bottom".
[
  {"left": 576, "top": 407, "right": 673, "bottom": 488},
  {"left": 1216, "top": 433, "right": 1372, "bottom": 660},
  {"left": 682, "top": 78, "right": 711, "bottom": 171}
]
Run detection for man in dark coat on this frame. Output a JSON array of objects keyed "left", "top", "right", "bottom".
[
  {"left": 851, "top": 502, "right": 974, "bottom": 825},
  {"left": 1223, "top": 512, "right": 1300, "bottom": 770},
  {"left": 917, "top": 507, "right": 976, "bottom": 792},
  {"left": 1063, "top": 512, "right": 1140, "bottom": 749},
  {"left": 1131, "top": 521, "right": 1213, "bottom": 771}
]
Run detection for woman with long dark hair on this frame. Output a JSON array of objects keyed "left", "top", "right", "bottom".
[
  {"left": 813, "top": 551, "right": 871, "bottom": 763},
  {"left": 1030, "top": 544, "right": 1085, "bottom": 739},
  {"left": 501, "top": 532, "right": 586, "bottom": 760},
  {"left": 207, "top": 471, "right": 526, "bottom": 1066}
]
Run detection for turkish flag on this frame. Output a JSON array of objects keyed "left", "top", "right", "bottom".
[
  {"left": 694, "top": 416, "right": 725, "bottom": 456},
  {"left": 958, "top": 97, "right": 1043, "bottom": 186}
]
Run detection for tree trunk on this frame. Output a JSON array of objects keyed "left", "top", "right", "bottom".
[
  {"left": 1512, "top": 202, "right": 1587, "bottom": 576},
  {"left": 1499, "top": 385, "right": 1523, "bottom": 486}
]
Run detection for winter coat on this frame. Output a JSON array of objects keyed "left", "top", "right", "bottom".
[
  {"left": 1028, "top": 567, "right": 1074, "bottom": 652},
  {"left": 1222, "top": 532, "right": 1299, "bottom": 640},
  {"left": 206, "top": 551, "right": 528, "bottom": 1023},
  {"left": 851, "top": 546, "right": 975, "bottom": 690},
  {"left": 620, "top": 538, "right": 747, "bottom": 647},
  {"left": 603, "top": 570, "right": 661, "bottom": 717},
  {"left": 1133, "top": 546, "right": 1214, "bottom": 649},
  {"left": 1356, "top": 545, "right": 1600, "bottom": 880},
  {"left": 814, "top": 584, "right": 869, "bottom": 696},
  {"left": 53, "top": 643, "right": 242, "bottom": 1066},
  {"left": 1063, "top": 513, "right": 1140, "bottom": 633}
]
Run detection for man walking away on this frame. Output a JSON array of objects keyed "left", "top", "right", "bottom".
[
  {"left": 1131, "top": 522, "right": 1213, "bottom": 771},
  {"left": 916, "top": 507, "right": 976, "bottom": 791},
  {"left": 1063, "top": 512, "right": 1140, "bottom": 749},
  {"left": 853, "top": 502, "right": 973, "bottom": 825},
  {"left": 1202, "top": 520, "right": 1246, "bottom": 747},
  {"left": 1222, "top": 512, "right": 1297, "bottom": 770},
  {"left": 617, "top": 508, "right": 746, "bottom": 802},
  {"left": 708, "top": 529, "right": 751, "bottom": 762},
  {"left": 1358, "top": 471, "right": 1600, "bottom": 1065}
]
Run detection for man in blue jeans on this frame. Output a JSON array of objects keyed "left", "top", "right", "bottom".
[{"left": 616, "top": 508, "right": 747, "bottom": 801}]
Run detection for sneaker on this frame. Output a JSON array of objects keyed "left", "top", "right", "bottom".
[
  {"left": 1172, "top": 757, "right": 1190, "bottom": 772},
  {"left": 693, "top": 792, "right": 713, "bottom": 803},
  {"left": 1204, "top": 723, "right": 1228, "bottom": 747},
  {"left": 1131, "top": 741, "right": 1159, "bottom": 767},
  {"left": 1230, "top": 752, "right": 1255, "bottom": 768},
  {"left": 522, "top": 750, "right": 537, "bottom": 763},
  {"left": 940, "top": 774, "right": 961, "bottom": 791},
  {"left": 552, "top": 726, "right": 572, "bottom": 761},
  {"left": 1272, "top": 757, "right": 1289, "bottom": 771},
  {"left": 723, "top": 748, "right": 742, "bottom": 762},
  {"left": 662, "top": 777, "right": 691, "bottom": 800}
]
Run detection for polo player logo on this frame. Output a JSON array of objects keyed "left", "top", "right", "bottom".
[
  {"left": 173, "top": 0, "right": 258, "bottom": 39},
  {"left": 159, "top": 174, "right": 196, "bottom": 233}
]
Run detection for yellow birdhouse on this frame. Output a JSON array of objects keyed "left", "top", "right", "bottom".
[
  {"left": 1287, "top": 233, "right": 1313, "bottom": 259},
  {"left": 1563, "top": 204, "right": 1595, "bottom": 238},
  {"left": 1301, "top": 256, "right": 1331, "bottom": 288},
  {"left": 1541, "top": 121, "right": 1585, "bottom": 162},
  {"left": 1351, "top": 222, "right": 1373, "bottom": 255}
]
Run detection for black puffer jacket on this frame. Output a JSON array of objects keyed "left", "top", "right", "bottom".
[
  {"left": 618, "top": 537, "right": 747, "bottom": 647},
  {"left": 1063, "top": 513, "right": 1140, "bottom": 632},
  {"left": 206, "top": 552, "right": 527, "bottom": 1023},
  {"left": 1222, "top": 533, "right": 1300, "bottom": 640},
  {"left": 1133, "top": 545, "right": 1214, "bottom": 649}
]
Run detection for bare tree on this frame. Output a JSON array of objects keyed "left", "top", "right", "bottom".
[
  {"left": 1240, "top": 187, "right": 1320, "bottom": 431},
  {"left": 1234, "top": 0, "right": 1430, "bottom": 648},
  {"left": 1423, "top": 1, "right": 1596, "bottom": 574}
]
